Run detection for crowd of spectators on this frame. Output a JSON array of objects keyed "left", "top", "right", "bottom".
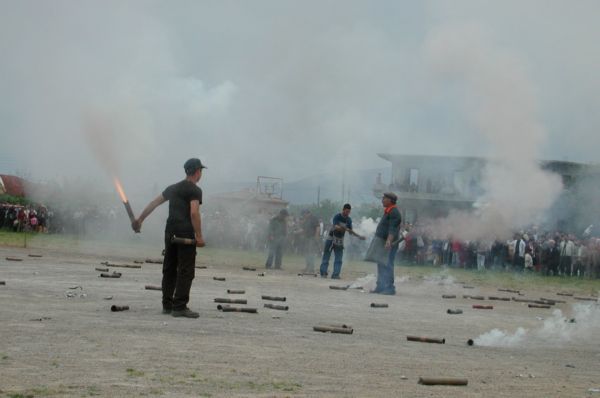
[
  {"left": 397, "top": 223, "right": 600, "bottom": 279},
  {"left": 4, "top": 200, "right": 599, "bottom": 279},
  {"left": 0, "top": 203, "right": 49, "bottom": 232}
]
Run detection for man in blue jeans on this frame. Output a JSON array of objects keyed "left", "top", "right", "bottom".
[
  {"left": 320, "top": 204, "right": 365, "bottom": 279},
  {"left": 372, "top": 192, "right": 402, "bottom": 295}
]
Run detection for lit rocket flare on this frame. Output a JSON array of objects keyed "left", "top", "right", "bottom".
[{"left": 113, "top": 177, "right": 136, "bottom": 224}]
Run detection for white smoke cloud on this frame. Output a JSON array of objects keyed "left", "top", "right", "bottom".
[
  {"left": 353, "top": 217, "right": 379, "bottom": 238},
  {"left": 423, "top": 24, "right": 563, "bottom": 239},
  {"left": 474, "top": 303, "right": 600, "bottom": 347},
  {"left": 1, "top": 1, "right": 600, "bottom": 210}
]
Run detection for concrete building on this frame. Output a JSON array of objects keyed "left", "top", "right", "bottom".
[{"left": 373, "top": 154, "right": 600, "bottom": 228}]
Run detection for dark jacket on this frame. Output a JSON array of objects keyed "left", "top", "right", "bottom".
[{"left": 375, "top": 207, "right": 401, "bottom": 241}]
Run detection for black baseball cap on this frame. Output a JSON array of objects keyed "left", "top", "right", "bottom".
[{"left": 184, "top": 158, "right": 207, "bottom": 175}]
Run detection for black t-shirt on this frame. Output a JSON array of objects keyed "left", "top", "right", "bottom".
[
  {"left": 162, "top": 180, "right": 203, "bottom": 235},
  {"left": 302, "top": 215, "right": 320, "bottom": 239}
]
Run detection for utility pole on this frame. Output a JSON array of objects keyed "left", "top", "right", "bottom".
[
  {"left": 317, "top": 185, "right": 321, "bottom": 206},
  {"left": 341, "top": 153, "right": 347, "bottom": 203}
]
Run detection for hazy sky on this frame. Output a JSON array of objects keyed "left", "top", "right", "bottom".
[{"left": 1, "top": 0, "right": 599, "bottom": 197}]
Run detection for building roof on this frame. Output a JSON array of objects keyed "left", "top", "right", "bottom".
[{"left": 0, "top": 175, "right": 26, "bottom": 197}]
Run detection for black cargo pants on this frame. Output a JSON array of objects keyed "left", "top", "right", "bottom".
[{"left": 162, "top": 233, "right": 196, "bottom": 311}]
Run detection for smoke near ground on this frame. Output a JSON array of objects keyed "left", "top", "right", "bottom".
[{"left": 475, "top": 302, "right": 600, "bottom": 348}]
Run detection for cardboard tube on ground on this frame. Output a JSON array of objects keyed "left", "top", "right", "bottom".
[
  {"left": 370, "top": 303, "right": 389, "bottom": 308},
  {"left": 329, "top": 285, "right": 349, "bottom": 290},
  {"left": 261, "top": 295, "right": 286, "bottom": 301},
  {"left": 313, "top": 325, "right": 353, "bottom": 334},
  {"left": 214, "top": 298, "right": 247, "bottom": 304},
  {"left": 100, "top": 272, "right": 122, "bottom": 278},
  {"left": 264, "top": 303, "right": 288, "bottom": 311},
  {"left": 418, "top": 377, "right": 468, "bottom": 386},
  {"left": 407, "top": 336, "right": 445, "bottom": 344},
  {"left": 217, "top": 305, "right": 257, "bottom": 313}
]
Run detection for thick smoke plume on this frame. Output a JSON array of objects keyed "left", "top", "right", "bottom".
[{"left": 424, "top": 25, "right": 563, "bottom": 240}]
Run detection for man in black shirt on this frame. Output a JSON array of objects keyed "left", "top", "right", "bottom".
[
  {"left": 299, "top": 209, "right": 321, "bottom": 273},
  {"left": 265, "top": 209, "right": 289, "bottom": 269},
  {"left": 133, "top": 158, "right": 206, "bottom": 318}
]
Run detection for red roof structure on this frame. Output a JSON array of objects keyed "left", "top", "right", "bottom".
[{"left": 0, "top": 175, "right": 27, "bottom": 197}]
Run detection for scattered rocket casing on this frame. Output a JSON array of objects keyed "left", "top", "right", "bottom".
[
  {"left": 5, "top": 257, "right": 22, "bottom": 262},
  {"left": 488, "top": 296, "right": 511, "bottom": 301},
  {"left": 556, "top": 292, "right": 573, "bottom": 296},
  {"left": 442, "top": 295, "right": 456, "bottom": 299},
  {"left": 532, "top": 300, "right": 554, "bottom": 305},
  {"left": 418, "top": 377, "right": 468, "bottom": 386},
  {"left": 134, "top": 260, "right": 144, "bottom": 264},
  {"left": 261, "top": 295, "right": 286, "bottom": 302},
  {"left": 122, "top": 201, "right": 136, "bottom": 224},
  {"left": 574, "top": 297, "right": 597, "bottom": 301},
  {"left": 472, "top": 305, "right": 493, "bottom": 310},
  {"left": 257, "top": 272, "right": 265, "bottom": 277},
  {"left": 214, "top": 298, "right": 247, "bottom": 304},
  {"left": 298, "top": 273, "right": 318, "bottom": 277},
  {"left": 213, "top": 277, "right": 226, "bottom": 281},
  {"left": 28, "top": 254, "right": 42, "bottom": 258},
  {"left": 145, "top": 259, "right": 163, "bottom": 264},
  {"left": 407, "top": 335, "right": 445, "bottom": 344},
  {"left": 242, "top": 266, "right": 256, "bottom": 271},
  {"left": 107, "top": 263, "right": 141, "bottom": 269},
  {"left": 464, "top": 295, "right": 485, "bottom": 300},
  {"left": 145, "top": 285, "right": 162, "bottom": 291},
  {"left": 171, "top": 236, "right": 196, "bottom": 245},
  {"left": 512, "top": 297, "right": 536, "bottom": 303},
  {"left": 313, "top": 325, "right": 353, "bottom": 334},
  {"left": 329, "top": 285, "right": 349, "bottom": 290},
  {"left": 110, "top": 305, "right": 129, "bottom": 312},
  {"left": 462, "top": 285, "right": 474, "bottom": 289},
  {"left": 528, "top": 304, "right": 551, "bottom": 309},
  {"left": 447, "top": 309, "right": 463, "bottom": 314},
  {"left": 540, "top": 297, "right": 565, "bottom": 304},
  {"left": 327, "top": 323, "right": 352, "bottom": 329},
  {"left": 264, "top": 303, "right": 288, "bottom": 311},
  {"left": 95, "top": 267, "right": 109, "bottom": 272},
  {"left": 195, "top": 266, "right": 207, "bottom": 269},
  {"left": 370, "top": 303, "right": 389, "bottom": 308},
  {"left": 227, "top": 289, "right": 245, "bottom": 294},
  {"left": 499, "top": 288, "right": 520, "bottom": 294},
  {"left": 217, "top": 305, "right": 257, "bottom": 313},
  {"left": 0, "top": 281, "right": 6, "bottom": 285},
  {"left": 100, "top": 272, "right": 122, "bottom": 278}
]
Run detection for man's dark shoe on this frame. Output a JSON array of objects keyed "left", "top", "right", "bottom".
[
  {"left": 331, "top": 275, "right": 341, "bottom": 280},
  {"left": 320, "top": 273, "right": 328, "bottom": 278},
  {"left": 369, "top": 289, "right": 382, "bottom": 294},
  {"left": 162, "top": 307, "right": 172, "bottom": 314},
  {"left": 171, "top": 308, "right": 199, "bottom": 318},
  {"left": 379, "top": 290, "right": 396, "bottom": 295}
]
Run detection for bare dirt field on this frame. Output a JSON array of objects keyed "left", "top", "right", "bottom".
[{"left": 1, "top": 240, "right": 600, "bottom": 397}]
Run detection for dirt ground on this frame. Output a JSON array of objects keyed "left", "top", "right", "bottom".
[{"left": 1, "top": 242, "right": 600, "bottom": 398}]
